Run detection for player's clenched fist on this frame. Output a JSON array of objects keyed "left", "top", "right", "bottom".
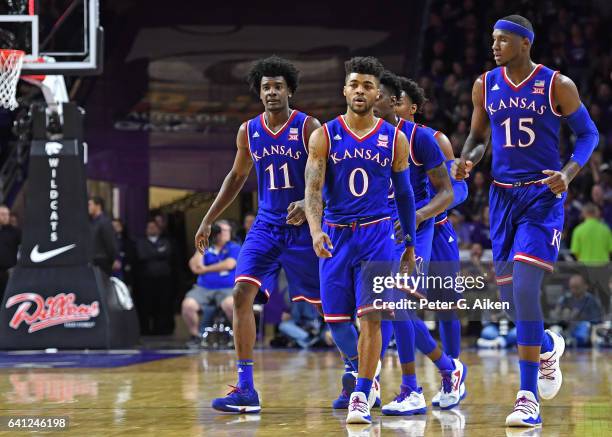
[
  {"left": 194, "top": 221, "right": 211, "bottom": 254},
  {"left": 312, "top": 230, "right": 333, "bottom": 258},
  {"left": 542, "top": 169, "right": 569, "bottom": 195},
  {"left": 451, "top": 157, "right": 474, "bottom": 181},
  {"left": 286, "top": 200, "right": 306, "bottom": 226},
  {"left": 399, "top": 246, "right": 416, "bottom": 276}
]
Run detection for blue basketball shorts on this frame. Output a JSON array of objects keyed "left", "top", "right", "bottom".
[
  {"left": 428, "top": 217, "right": 461, "bottom": 303},
  {"left": 489, "top": 181, "right": 565, "bottom": 283},
  {"left": 235, "top": 218, "right": 320, "bottom": 305},
  {"left": 319, "top": 217, "right": 397, "bottom": 322}
]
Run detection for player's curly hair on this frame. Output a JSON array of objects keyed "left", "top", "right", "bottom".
[
  {"left": 246, "top": 55, "right": 300, "bottom": 95},
  {"left": 379, "top": 70, "right": 402, "bottom": 99},
  {"left": 398, "top": 76, "right": 428, "bottom": 112},
  {"left": 344, "top": 56, "right": 384, "bottom": 79}
]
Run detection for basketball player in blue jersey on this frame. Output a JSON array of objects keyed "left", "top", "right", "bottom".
[
  {"left": 396, "top": 76, "right": 469, "bottom": 409},
  {"left": 370, "top": 71, "right": 466, "bottom": 415},
  {"left": 453, "top": 15, "right": 598, "bottom": 427},
  {"left": 305, "top": 57, "right": 417, "bottom": 424},
  {"left": 194, "top": 56, "right": 322, "bottom": 414}
]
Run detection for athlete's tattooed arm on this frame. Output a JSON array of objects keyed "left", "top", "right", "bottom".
[
  {"left": 418, "top": 163, "right": 453, "bottom": 226},
  {"left": 305, "top": 127, "right": 332, "bottom": 258},
  {"left": 195, "top": 122, "right": 253, "bottom": 253},
  {"left": 453, "top": 76, "right": 491, "bottom": 180},
  {"left": 286, "top": 117, "right": 322, "bottom": 225}
]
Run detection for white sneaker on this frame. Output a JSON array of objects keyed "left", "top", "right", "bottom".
[
  {"left": 505, "top": 390, "right": 541, "bottom": 427},
  {"left": 438, "top": 359, "right": 467, "bottom": 410},
  {"left": 373, "top": 360, "right": 382, "bottom": 408},
  {"left": 538, "top": 329, "right": 565, "bottom": 400},
  {"left": 346, "top": 392, "right": 372, "bottom": 424},
  {"left": 432, "top": 381, "right": 465, "bottom": 407},
  {"left": 382, "top": 385, "right": 427, "bottom": 416},
  {"left": 368, "top": 377, "right": 380, "bottom": 408}
]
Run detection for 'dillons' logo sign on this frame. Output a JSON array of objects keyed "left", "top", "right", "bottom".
[{"left": 6, "top": 293, "right": 100, "bottom": 333}]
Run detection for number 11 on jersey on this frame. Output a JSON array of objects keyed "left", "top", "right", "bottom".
[{"left": 265, "top": 162, "right": 294, "bottom": 190}]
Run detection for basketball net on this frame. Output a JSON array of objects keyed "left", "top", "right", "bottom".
[{"left": 0, "top": 49, "right": 25, "bottom": 110}]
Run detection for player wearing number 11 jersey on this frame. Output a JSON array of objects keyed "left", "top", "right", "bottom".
[
  {"left": 194, "top": 56, "right": 322, "bottom": 414},
  {"left": 452, "top": 15, "right": 598, "bottom": 428}
]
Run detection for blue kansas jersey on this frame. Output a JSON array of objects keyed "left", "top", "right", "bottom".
[
  {"left": 484, "top": 64, "right": 562, "bottom": 183},
  {"left": 246, "top": 110, "right": 310, "bottom": 226},
  {"left": 323, "top": 116, "right": 397, "bottom": 223},
  {"left": 398, "top": 119, "right": 445, "bottom": 208},
  {"left": 388, "top": 120, "right": 445, "bottom": 224}
]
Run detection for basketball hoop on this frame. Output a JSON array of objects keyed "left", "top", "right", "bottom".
[{"left": 0, "top": 49, "right": 25, "bottom": 110}]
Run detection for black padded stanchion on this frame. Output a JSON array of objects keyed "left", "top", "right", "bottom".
[{"left": 0, "top": 103, "right": 139, "bottom": 349}]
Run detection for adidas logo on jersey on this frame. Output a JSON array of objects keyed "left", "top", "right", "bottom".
[
  {"left": 448, "top": 236, "right": 455, "bottom": 243},
  {"left": 333, "top": 134, "right": 342, "bottom": 141},
  {"left": 253, "top": 131, "right": 260, "bottom": 138},
  {"left": 491, "top": 84, "right": 500, "bottom": 91}
]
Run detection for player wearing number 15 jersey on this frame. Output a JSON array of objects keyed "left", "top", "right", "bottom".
[
  {"left": 194, "top": 56, "right": 322, "bottom": 414},
  {"left": 452, "top": 15, "right": 598, "bottom": 428}
]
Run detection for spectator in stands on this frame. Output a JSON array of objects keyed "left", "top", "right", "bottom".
[
  {"left": 570, "top": 203, "right": 612, "bottom": 314},
  {"left": 591, "top": 185, "right": 612, "bottom": 228},
  {"left": 134, "top": 220, "right": 175, "bottom": 335},
  {"left": 181, "top": 220, "right": 240, "bottom": 348},
  {"left": 236, "top": 212, "right": 255, "bottom": 243},
  {"left": 111, "top": 218, "right": 134, "bottom": 286},
  {"left": 278, "top": 300, "right": 321, "bottom": 349},
  {"left": 153, "top": 213, "right": 169, "bottom": 237},
  {"left": 551, "top": 274, "right": 603, "bottom": 346},
  {"left": 9, "top": 213, "right": 19, "bottom": 228},
  {"left": 449, "top": 209, "right": 471, "bottom": 249},
  {"left": 0, "top": 205, "right": 20, "bottom": 300},
  {"left": 469, "top": 205, "right": 491, "bottom": 249},
  {"left": 88, "top": 196, "right": 118, "bottom": 276},
  {"left": 465, "top": 171, "right": 488, "bottom": 220}
]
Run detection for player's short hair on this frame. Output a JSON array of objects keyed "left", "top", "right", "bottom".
[
  {"left": 500, "top": 14, "right": 534, "bottom": 32},
  {"left": 398, "top": 76, "right": 427, "bottom": 112},
  {"left": 89, "top": 196, "right": 105, "bottom": 211},
  {"left": 583, "top": 202, "right": 600, "bottom": 217},
  {"left": 246, "top": 55, "right": 300, "bottom": 95},
  {"left": 344, "top": 56, "right": 384, "bottom": 80},
  {"left": 379, "top": 70, "right": 402, "bottom": 99}
]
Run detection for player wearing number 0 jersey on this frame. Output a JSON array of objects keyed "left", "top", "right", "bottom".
[
  {"left": 194, "top": 56, "right": 322, "bottom": 414},
  {"left": 305, "top": 57, "right": 417, "bottom": 424},
  {"left": 453, "top": 15, "right": 598, "bottom": 428}
]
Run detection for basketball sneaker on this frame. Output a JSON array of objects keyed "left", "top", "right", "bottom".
[
  {"left": 505, "top": 390, "right": 541, "bottom": 427},
  {"left": 438, "top": 359, "right": 467, "bottom": 410},
  {"left": 538, "top": 329, "right": 565, "bottom": 400},
  {"left": 346, "top": 392, "right": 372, "bottom": 424},
  {"left": 211, "top": 385, "right": 261, "bottom": 413},
  {"left": 432, "top": 382, "right": 466, "bottom": 407},
  {"left": 381, "top": 385, "right": 427, "bottom": 416},
  {"left": 332, "top": 372, "right": 357, "bottom": 409}
]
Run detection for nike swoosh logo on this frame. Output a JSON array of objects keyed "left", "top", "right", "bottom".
[{"left": 30, "top": 244, "right": 76, "bottom": 263}]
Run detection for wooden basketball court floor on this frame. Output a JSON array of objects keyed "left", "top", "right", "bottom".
[{"left": 0, "top": 348, "right": 609, "bottom": 436}]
